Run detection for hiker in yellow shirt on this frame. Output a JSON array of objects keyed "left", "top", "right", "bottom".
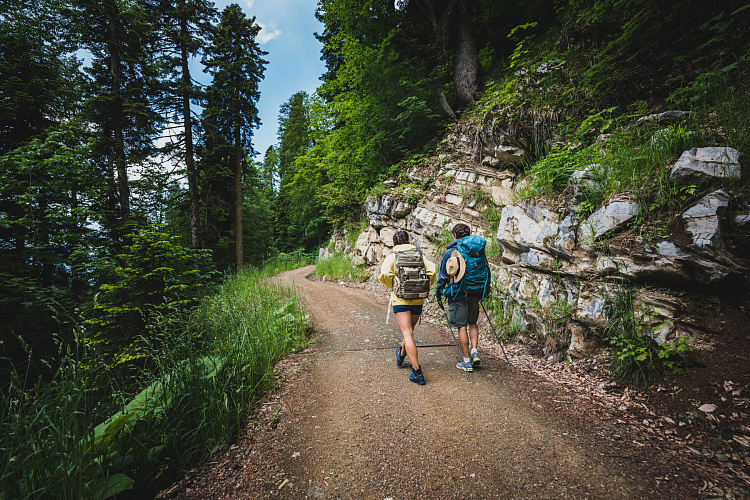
[{"left": 378, "top": 230, "right": 437, "bottom": 385}]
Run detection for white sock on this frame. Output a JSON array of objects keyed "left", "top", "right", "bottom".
[
  {"left": 471, "top": 348, "right": 478, "bottom": 355},
  {"left": 463, "top": 357, "right": 471, "bottom": 364}
]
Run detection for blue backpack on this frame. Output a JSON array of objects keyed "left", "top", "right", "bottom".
[{"left": 444, "top": 235, "right": 491, "bottom": 300}]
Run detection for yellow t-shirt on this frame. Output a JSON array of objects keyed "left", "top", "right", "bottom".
[{"left": 378, "top": 244, "right": 437, "bottom": 306}]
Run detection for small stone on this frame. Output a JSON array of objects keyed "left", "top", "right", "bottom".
[{"left": 698, "top": 404, "right": 717, "bottom": 413}]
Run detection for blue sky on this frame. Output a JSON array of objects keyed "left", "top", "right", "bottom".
[{"left": 212, "top": 0, "right": 326, "bottom": 161}]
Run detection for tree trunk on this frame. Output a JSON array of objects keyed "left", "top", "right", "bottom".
[
  {"left": 234, "top": 120, "right": 243, "bottom": 270},
  {"left": 108, "top": 1, "right": 129, "bottom": 222},
  {"left": 452, "top": 1, "right": 480, "bottom": 109},
  {"left": 181, "top": 17, "right": 200, "bottom": 249}
]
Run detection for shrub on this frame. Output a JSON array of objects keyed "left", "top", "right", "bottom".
[
  {"left": 603, "top": 288, "right": 692, "bottom": 388},
  {"left": 1, "top": 268, "right": 308, "bottom": 498},
  {"left": 84, "top": 228, "right": 216, "bottom": 367}
]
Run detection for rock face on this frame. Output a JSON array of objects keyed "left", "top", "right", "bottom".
[
  {"left": 682, "top": 189, "right": 731, "bottom": 250},
  {"left": 670, "top": 147, "right": 741, "bottom": 185},
  {"left": 342, "top": 141, "right": 750, "bottom": 361},
  {"left": 579, "top": 196, "right": 639, "bottom": 243}
]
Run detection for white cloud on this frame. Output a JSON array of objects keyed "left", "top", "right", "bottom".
[
  {"left": 244, "top": 0, "right": 254, "bottom": 8},
  {"left": 254, "top": 20, "right": 282, "bottom": 44}
]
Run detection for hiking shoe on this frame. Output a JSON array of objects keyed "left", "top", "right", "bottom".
[
  {"left": 409, "top": 367, "right": 425, "bottom": 385},
  {"left": 470, "top": 351, "right": 481, "bottom": 367},
  {"left": 396, "top": 347, "right": 406, "bottom": 367},
  {"left": 456, "top": 360, "right": 473, "bottom": 372}
]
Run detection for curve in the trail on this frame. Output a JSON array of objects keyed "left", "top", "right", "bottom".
[{"left": 259, "top": 266, "right": 662, "bottom": 499}]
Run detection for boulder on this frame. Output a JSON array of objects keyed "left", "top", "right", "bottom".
[
  {"left": 380, "top": 227, "right": 397, "bottom": 247},
  {"left": 595, "top": 252, "right": 690, "bottom": 284},
  {"left": 496, "top": 200, "right": 570, "bottom": 258},
  {"left": 519, "top": 249, "right": 559, "bottom": 272},
  {"left": 318, "top": 247, "right": 332, "bottom": 261},
  {"left": 669, "top": 147, "right": 741, "bottom": 185},
  {"left": 494, "top": 145, "right": 527, "bottom": 165},
  {"left": 735, "top": 209, "right": 750, "bottom": 229},
  {"left": 574, "top": 287, "right": 610, "bottom": 326},
  {"left": 634, "top": 110, "right": 690, "bottom": 125},
  {"left": 355, "top": 227, "right": 379, "bottom": 257},
  {"left": 682, "top": 189, "right": 731, "bottom": 250},
  {"left": 579, "top": 196, "right": 639, "bottom": 243},
  {"left": 391, "top": 200, "right": 415, "bottom": 218},
  {"left": 568, "top": 322, "right": 597, "bottom": 357},
  {"left": 482, "top": 156, "right": 502, "bottom": 168}
]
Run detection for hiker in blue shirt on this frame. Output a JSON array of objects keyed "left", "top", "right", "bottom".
[{"left": 435, "top": 223, "right": 491, "bottom": 372}]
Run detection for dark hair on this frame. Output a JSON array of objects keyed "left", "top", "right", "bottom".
[
  {"left": 452, "top": 223, "right": 471, "bottom": 240},
  {"left": 393, "top": 230, "right": 410, "bottom": 246}
]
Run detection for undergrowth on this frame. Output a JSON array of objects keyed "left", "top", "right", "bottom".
[
  {"left": 316, "top": 252, "right": 370, "bottom": 282},
  {"left": 603, "top": 288, "right": 692, "bottom": 388},
  {"left": 0, "top": 268, "right": 308, "bottom": 498}
]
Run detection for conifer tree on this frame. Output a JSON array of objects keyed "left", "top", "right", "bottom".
[
  {"left": 202, "top": 3, "right": 267, "bottom": 270},
  {"left": 156, "top": 0, "right": 218, "bottom": 249},
  {"left": 73, "top": 0, "right": 161, "bottom": 227}
]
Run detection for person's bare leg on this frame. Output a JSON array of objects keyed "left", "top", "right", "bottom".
[
  {"left": 458, "top": 325, "right": 470, "bottom": 358},
  {"left": 469, "top": 323, "right": 479, "bottom": 351},
  {"left": 395, "top": 311, "right": 419, "bottom": 370}
]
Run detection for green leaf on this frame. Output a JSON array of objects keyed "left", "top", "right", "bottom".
[{"left": 91, "top": 473, "right": 135, "bottom": 500}]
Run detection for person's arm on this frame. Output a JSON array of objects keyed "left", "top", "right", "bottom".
[
  {"left": 424, "top": 257, "right": 437, "bottom": 285},
  {"left": 434, "top": 250, "right": 450, "bottom": 297},
  {"left": 378, "top": 253, "right": 395, "bottom": 289}
]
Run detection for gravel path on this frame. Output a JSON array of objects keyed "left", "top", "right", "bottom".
[{"left": 159, "top": 266, "right": 692, "bottom": 499}]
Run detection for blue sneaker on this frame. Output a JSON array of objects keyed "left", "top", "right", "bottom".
[
  {"left": 396, "top": 346, "right": 406, "bottom": 367},
  {"left": 409, "top": 367, "right": 425, "bottom": 385},
  {"left": 456, "top": 360, "right": 473, "bottom": 372},
  {"left": 470, "top": 351, "right": 481, "bottom": 367}
]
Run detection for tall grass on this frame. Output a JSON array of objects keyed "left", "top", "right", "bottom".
[
  {"left": 0, "top": 268, "right": 308, "bottom": 499},
  {"left": 521, "top": 122, "right": 701, "bottom": 214},
  {"left": 315, "top": 253, "right": 370, "bottom": 281},
  {"left": 261, "top": 250, "right": 316, "bottom": 276}
]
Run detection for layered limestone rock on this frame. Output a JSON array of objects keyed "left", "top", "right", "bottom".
[
  {"left": 353, "top": 159, "right": 516, "bottom": 263},
  {"left": 343, "top": 141, "right": 750, "bottom": 361}
]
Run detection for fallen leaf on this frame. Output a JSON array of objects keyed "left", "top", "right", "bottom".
[
  {"left": 698, "top": 404, "right": 717, "bottom": 413},
  {"left": 663, "top": 416, "right": 675, "bottom": 424},
  {"left": 733, "top": 435, "right": 750, "bottom": 448}
]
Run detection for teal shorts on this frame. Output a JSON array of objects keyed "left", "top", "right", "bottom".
[{"left": 448, "top": 296, "right": 480, "bottom": 328}]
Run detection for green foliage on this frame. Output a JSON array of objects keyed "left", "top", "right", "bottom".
[
  {"left": 85, "top": 229, "right": 215, "bottom": 366},
  {"left": 523, "top": 144, "right": 599, "bottom": 197},
  {"left": 261, "top": 250, "right": 316, "bottom": 277},
  {"left": 482, "top": 288, "right": 524, "bottom": 339},
  {"left": 540, "top": 295, "right": 574, "bottom": 337},
  {"left": 576, "top": 107, "right": 617, "bottom": 139},
  {"left": 1, "top": 268, "right": 308, "bottom": 498},
  {"left": 315, "top": 252, "right": 369, "bottom": 282},
  {"left": 433, "top": 227, "right": 455, "bottom": 252},
  {"left": 603, "top": 288, "right": 693, "bottom": 388}
]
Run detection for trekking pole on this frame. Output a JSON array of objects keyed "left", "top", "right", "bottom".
[
  {"left": 439, "top": 304, "right": 470, "bottom": 380},
  {"left": 480, "top": 302, "right": 513, "bottom": 368}
]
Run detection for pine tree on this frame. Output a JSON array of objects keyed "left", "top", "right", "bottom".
[
  {"left": 156, "top": 0, "right": 218, "bottom": 248},
  {"left": 73, "top": 0, "right": 162, "bottom": 227},
  {"left": 202, "top": 3, "right": 267, "bottom": 270}
]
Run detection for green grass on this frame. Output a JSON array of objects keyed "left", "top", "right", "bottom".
[
  {"left": 315, "top": 252, "right": 370, "bottom": 282},
  {"left": 482, "top": 289, "right": 525, "bottom": 340},
  {"left": 518, "top": 121, "right": 704, "bottom": 220},
  {"left": 0, "top": 268, "right": 308, "bottom": 498},
  {"left": 261, "top": 250, "right": 316, "bottom": 276}
]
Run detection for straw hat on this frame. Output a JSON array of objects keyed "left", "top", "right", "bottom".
[{"left": 446, "top": 250, "right": 466, "bottom": 283}]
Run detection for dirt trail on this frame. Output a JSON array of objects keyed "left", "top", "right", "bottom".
[{"left": 160, "top": 266, "right": 692, "bottom": 499}]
